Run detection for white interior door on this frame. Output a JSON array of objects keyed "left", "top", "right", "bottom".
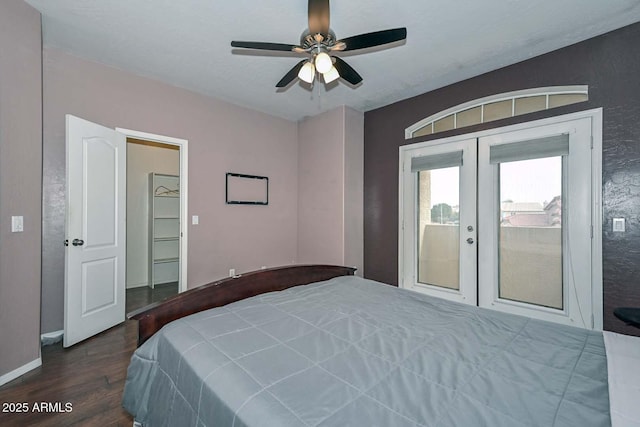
[
  {"left": 64, "top": 115, "right": 126, "bottom": 347},
  {"left": 400, "top": 138, "right": 477, "bottom": 304}
]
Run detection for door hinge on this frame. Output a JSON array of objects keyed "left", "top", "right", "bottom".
[
  {"left": 591, "top": 314, "right": 594, "bottom": 329},
  {"left": 590, "top": 225, "right": 594, "bottom": 239},
  {"left": 590, "top": 136, "right": 594, "bottom": 149}
]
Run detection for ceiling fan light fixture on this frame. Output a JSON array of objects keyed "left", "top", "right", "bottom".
[
  {"left": 231, "top": 0, "right": 407, "bottom": 89},
  {"left": 298, "top": 61, "right": 316, "bottom": 84},
  {"left": 323, "top": 65, "right": 340, "bottom": 83},
  {"left": 314, "top": 52, "right": 332, "bottom": 74}
]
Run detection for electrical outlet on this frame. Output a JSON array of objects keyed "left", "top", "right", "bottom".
[{"left": 229, "top": 268, "right": 235, "bottom": 277}]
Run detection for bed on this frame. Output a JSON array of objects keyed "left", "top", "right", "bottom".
[{"left": 123, "top": 265, "right": 635, "bottom": 426}]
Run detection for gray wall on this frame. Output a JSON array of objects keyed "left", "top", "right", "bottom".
[
  {"left": 296, "top": 106, "right": 364, "bottom": 273},
  {"left": 343, "top": 107, "right": 364, "bottom": 274},
  {"left": 297, "top": 108, "right": 346, "bottom": 265},
  {"left": 0, "top": 0, "right": 43, "bottom": 379},
  {"left": 42, "top": 47, "right": 300, "bottom": 333},
  {"left": 364, "top": 22, "right": 640, "bottom": 336}
]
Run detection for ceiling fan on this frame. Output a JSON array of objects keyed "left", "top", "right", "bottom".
[{"left": 230, "top": 0, "right": 407, "bottom": 88}]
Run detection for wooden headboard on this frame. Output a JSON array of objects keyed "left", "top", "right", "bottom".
[{"left": 128, "top": 264, "right": 356, "bottom": 346}]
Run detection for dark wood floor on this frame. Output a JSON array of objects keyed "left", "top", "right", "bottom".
[
  {"left": 0, "top": 321, "right": 136, "bottom": 426},
  {"left": 0, "top": 283, "right": 177, "bottom": 426},
  {"left": 126, "top": 281, "right": 179, "bottom": 313}
]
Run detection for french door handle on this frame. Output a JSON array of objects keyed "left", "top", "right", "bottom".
[
  {"left": 466, "top": 237, "right": 474, "bottom": 244},
  {"left": 72, "top": 238, "right": 85, "bottom": 246}
]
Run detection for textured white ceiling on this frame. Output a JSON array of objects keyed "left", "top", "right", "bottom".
[{"left": 25, "top": 0, "right": 640, "bottom": 121}]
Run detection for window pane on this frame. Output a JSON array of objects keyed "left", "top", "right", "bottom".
[
  {"left": 548, "top": 93, "right": 588, "bottom": 108},
  {"left": 433, "top": 115, "right": 455, "bottom": 133},
  {"left": 483, "top": 100, "right": 512, "bottom": 122},
  {"left": 456, "top": 106, "right": 482, "bottom": 128},
  {"left": 498, "top": 157, "right": 563, "bottom": 309},
  {"left": 514, "top": 95, "right": 546, "bottom": 115},
  {"left": 417, "top": 168, "right": 460, "bottom": 289},
  {"left": 413, "top": 123, "right": 433, "bottom": 138}
]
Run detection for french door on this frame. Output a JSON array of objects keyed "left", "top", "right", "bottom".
[
  {"left": 400, "top": 111, "right": 601, "bottom": 329},
  {"left": 400, "top": 138, "right": 478, "bottom": 304}
]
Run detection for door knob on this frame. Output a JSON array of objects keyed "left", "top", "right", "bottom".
[
  {"left": 72, "top": 238, "right": 84, "bottom": 246},
  {"left": 466, "top": 237, "right": 474, "bottom": 244}
]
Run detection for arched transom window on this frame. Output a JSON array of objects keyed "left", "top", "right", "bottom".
[{"left": 405, "top": 86, "right": 588, "bottom": 139}]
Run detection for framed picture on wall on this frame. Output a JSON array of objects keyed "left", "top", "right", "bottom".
[{"left": 225, "top": 172, "right": 269, "bottom": 205}]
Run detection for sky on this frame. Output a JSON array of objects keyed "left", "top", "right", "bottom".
[{"left": 430, "top": 157, "right": 562, "bottom": 208}]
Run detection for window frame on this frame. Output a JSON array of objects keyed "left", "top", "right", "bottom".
[
  {"left": 398, "top": 108, "right": 603, "bottom": 330},
  {"left": 404, "top": 86, "right": 589, "bottom": 139}
]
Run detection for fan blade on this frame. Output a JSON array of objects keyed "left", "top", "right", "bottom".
[
  {"left": 337, "top": 28, "right": 407, "bottom": 52},
  {"left": 231, "top": 41, "right": 299, "bottom": 52},
  {"left": 308, "top": 0, "right": 330, "bottom": 35},
  {"left": 276, "top": 60, "right": 307, "bottom": 88},
  {"left": 333, "top": 57, "right": 362, "bottom": 85}
]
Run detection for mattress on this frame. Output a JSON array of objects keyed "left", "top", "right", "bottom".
[{"left": 123, "top": 275, "right": 610, "bottom": 426}]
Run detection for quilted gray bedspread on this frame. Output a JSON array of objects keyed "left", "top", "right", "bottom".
[{"left": 123, "top": 276, "right": 610, "bottom": 426}]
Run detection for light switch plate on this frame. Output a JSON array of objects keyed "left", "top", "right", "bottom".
[
  {"left": 11, "top": 216, "right": 23, "bottom": 232},
  {"left": 613, "top": 218, "right": 625, "bottom": 232},
  {"left": 192, "top": 215, "right": 199, "bottom": 225}
]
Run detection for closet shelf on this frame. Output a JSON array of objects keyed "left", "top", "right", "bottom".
[
  {"left": 149, "top": 173, "right": 180, "bottom": 289},
  {"left": 154, "top": 237, "right": 179, "bottom": 242},
  {"left": 153, "top": 257, "right": 179, "bottom": 264}
]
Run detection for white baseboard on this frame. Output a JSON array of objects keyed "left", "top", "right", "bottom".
[
  {"left": 0, "top": 357, "right": 42, "bottom": 387},
  {"left": 41, "top": 329, "right": 64, "bottom": 346}
]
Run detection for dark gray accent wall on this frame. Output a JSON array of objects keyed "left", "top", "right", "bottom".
[
  {"left": 364, "top": 22, "right": 640, "bottom": 336},
  {"left": 0, "top": 0, "right": 43, "bottom": 378}
]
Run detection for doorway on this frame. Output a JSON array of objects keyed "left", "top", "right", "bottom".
[
  {"left": 64, "top": 117, "right": 188, "bottom": 347},
  {"left": 399, "top": 109, "right": 602, "bottom": 329},
  {"left": 125, "top": 138, "right": 181, "bottom": 313},
  {"left": 117, "top": 127, "right": 189, "bottom": 313}
]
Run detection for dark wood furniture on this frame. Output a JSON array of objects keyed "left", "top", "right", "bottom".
[
  {"left": 614, "top": 307, "right": 640, "bottom": 329},
  {"left": 128, "top": 264, "right": 356, "bottom": 346}
]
